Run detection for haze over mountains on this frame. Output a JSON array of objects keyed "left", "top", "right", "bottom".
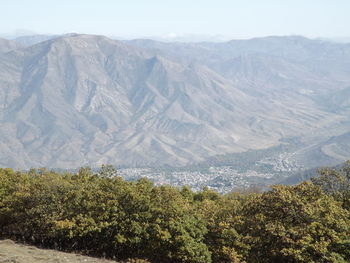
[
  {"left": 0, "top": 38, "right": 22, "bottom": 53},
  {"left": 0, "top": 34, "right": 349, "bottom": 169}
]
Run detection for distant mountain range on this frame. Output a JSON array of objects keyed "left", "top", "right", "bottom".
[
  {"left": 0, "top": 34, "right": 349, "bottom": 169},
  {"left": 0, "top": 38, "right": 22, "bottom": 53},
  {"left": 13, "top": 34, "right": 59, "bottom": 47}
]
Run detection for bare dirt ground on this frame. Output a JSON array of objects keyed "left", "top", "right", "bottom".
[{"left": 0, "top": 239, "right": 118, "bottom": 263}]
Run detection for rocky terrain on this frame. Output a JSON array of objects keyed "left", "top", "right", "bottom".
[
  {"left": 0, "top": 240, "right": 118, "bottom": 263},
  {"left": 0, "top": 38, "right": 22, "bottom": 54},
  {"left": 0, "top": 34, "right": 349, "bottom": 169}
]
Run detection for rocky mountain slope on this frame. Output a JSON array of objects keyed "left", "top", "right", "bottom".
[
  {"left": 0, "top": 34, "right": 349, "bottom": 169},
  {"left": 0, "top": 239, "right": 118, "bottom": 263},
  {"left": 0, "top": 38, "right": 22, "bottom": 53},
  {"left": 13, "top": 34, "right": 59, "bottom": 47}
]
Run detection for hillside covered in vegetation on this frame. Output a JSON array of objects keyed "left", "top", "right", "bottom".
[{"left": 0, "top": 163, "right": 349, "bottom": 263}]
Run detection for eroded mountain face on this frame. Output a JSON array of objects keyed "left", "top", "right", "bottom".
[
  {"left": 0, "top": 38, "right": 23, "bottom": 54},
  {"left": 0, "top": 34, "right": 350, "bottom": 168}
]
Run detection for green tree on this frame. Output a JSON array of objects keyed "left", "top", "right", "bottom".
[
  {"left": 312, "top": 161, "right": 350, "bottom": 210},
  {"left": 242, "top": 182, "right": 350, "bottom": 263}
]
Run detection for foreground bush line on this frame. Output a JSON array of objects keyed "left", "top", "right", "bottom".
[{"left": 0, "top": 163, "right": 349, "bottom": 263}]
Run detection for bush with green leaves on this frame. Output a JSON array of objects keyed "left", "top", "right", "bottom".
[{"left": 0, "top": 162, "right": 349, "bottom": 263}]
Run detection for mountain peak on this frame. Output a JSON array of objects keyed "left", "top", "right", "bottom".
[{"left": 0, "top": 34, "right": 350, "bottom": 168}]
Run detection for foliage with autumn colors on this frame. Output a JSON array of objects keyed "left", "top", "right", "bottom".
[{"left": 0, "top": 162, "right": 349, "bottom": 263}]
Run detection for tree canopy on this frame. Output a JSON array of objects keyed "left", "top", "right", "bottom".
[{"left": 0, "top": 163, "right": 349, "bottom": 263}]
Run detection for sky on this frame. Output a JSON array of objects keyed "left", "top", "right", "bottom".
[{"left": 1, "top": 0, "right": 349, "bottom": 40}]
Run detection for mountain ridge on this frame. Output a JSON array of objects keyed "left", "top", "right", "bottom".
[
  {"left": 0, "top": 38, "right": 23, "bottom": 53},
  {"left": 0, "top": 34, "right": 349, "bottom": 168}
]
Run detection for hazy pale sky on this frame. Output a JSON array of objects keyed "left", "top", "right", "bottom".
[{"left": 1, "top": 0, "right": 349, "bottom": 39}]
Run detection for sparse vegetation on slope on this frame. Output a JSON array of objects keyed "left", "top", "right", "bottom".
[
  {"left": 1, "top": 35, "right": 350, "bottom": 169},
  {"left": 0, "top": 239, "right": 119, "bottom": 263}
]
